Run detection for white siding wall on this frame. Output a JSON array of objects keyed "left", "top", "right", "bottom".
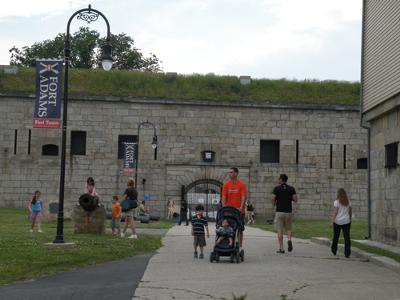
[{"left": 363, "top": 0, "right": 400, "bottom": 112}]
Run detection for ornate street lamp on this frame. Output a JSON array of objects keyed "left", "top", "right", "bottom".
[
  {"left": 135, "top": 121, "right": 158, "bottom": 188},
  {"left": 54, "top": 5, "right": 112, "bottom": 244}
]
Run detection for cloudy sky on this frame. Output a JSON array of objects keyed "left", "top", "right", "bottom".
[{"left": 0, "top": 0, "right": 362, "bottom": 81}]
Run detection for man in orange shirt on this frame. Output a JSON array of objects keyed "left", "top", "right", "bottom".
[{"left": 222, "top": 167, "right": 247, "bottom": 246}]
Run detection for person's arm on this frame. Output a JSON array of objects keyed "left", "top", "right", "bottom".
[
  {"left": 331, "top": 207, "right": 339, "bottom": 223},
  {"left": 205, "top": 225, "right": 209, "bottom": 238},
  {"left": 221, "top": 184, "right": 227, "bottom": 206},
  {"left": 240, "top": 195, "right": 245, "bottom": 212},
  {"left": 272, "top": 193, "right": 277, "bottom": 206},
  {"left": 349, "top": 207, "right": 353, "bottom": 222},
  {"left": 28, "top": 201, "right": 32, "bottom": 212},
  {"left": 292, "top": 193, "right": 298, "bottom": 203}
]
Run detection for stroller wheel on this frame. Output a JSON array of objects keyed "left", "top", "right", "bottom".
[
  {"left": 215, "top": 253, "right": 220, "bottom": 263},
  {"left": 240, "top": 250, "right": 244, "bottom": 262},
  {"left": 235, "top": 252, "right": 240, "bottom": 263},
  {"left": 210, "top": 252, "right": 215, "bottom": 263},
  {"left": 230, "top": 253, "right": 234, "bottom": 263}
]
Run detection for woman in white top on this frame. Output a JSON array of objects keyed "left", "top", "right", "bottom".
[{"left": 331, "top": 188, "right": 352, "bottom": 258}]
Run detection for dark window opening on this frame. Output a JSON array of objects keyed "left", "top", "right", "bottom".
[
  {"left": 357, "top": 158, "right": 368, "bottom": 169},
  {"left": 28, "top": 130, "right": 31, "bottom": 155},
  {"left": 14, "top": 129, "right": 17, "bottom": 155},
  {"left": 118, "top": 135, "right": 137, "bottom": 159},
  {"left": 296, "top": 140, "right": 299, "bottom": 164},
  {"left": 385, "top": 142, "right": 398, "bottom": 169},
  {"left": 343, "top": 144, "right": 346, "bottom": 169},
  {"left": 260, "top": 140, "right": 280, "bottom": 163},
  {"left": 42, "top": 144, "right": 59, "bottom": 156},
  {"left": 71, "top": 131, "right": 86, "bottom": 155},
  {"left": 330, "top": 144, "right": 333, "bottom": 169}
]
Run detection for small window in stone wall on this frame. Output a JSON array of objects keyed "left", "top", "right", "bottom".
[
  {"left": 260, "top": 140, "right": 280, "bottom": 163},
  {"left": 357, "top": 158, "right": 368, "bottom": 169},
  {"left": 42, "top": 144, "right": 59, "bottom": 156},
  {"left": 385, "top": 142, "right": 398, "bottom": 169},
  {"left": 71, "top": 131, "right": 86, "bottom": 155},
  {"left": 118, "top": 135, "right": 137, "bottom": 159}
]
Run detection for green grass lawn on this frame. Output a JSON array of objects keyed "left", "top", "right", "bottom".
[
  {"left": 0, "top": 67, "right": 360, "bottom": 105},
  {"left": 251, "top": 218, "right": 400, "bottom": 262},
  {"left": 0, "top": 208, "right": 173, "bottom": 285}
]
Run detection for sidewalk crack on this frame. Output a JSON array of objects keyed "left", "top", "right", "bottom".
[{"left": 134, "top": 285, "right": 226, "bottom": 299}]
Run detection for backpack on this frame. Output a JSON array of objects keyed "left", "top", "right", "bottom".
[{"left": 121, "top": 197, "right": 138, "bottom": 212}]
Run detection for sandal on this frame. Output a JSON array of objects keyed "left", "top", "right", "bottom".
[{"left": 276, "top": 249, "right": 285, "bottom": 254}]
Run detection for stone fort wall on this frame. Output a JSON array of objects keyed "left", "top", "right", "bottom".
[{"left": 0, "top": 94, "right": 368, "bottom": 219}]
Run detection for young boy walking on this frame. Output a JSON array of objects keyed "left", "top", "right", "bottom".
[
  {"left": 111, "top": 196, "right": 121, "bottom": 236},
  {"left": 191, "top": 204, "right": 209, "bottom": 259}
]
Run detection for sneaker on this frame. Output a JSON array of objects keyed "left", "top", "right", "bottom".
[
  {"left": 128, "top": 234, "right": 138, "bottom": 239},
  {"left": 276, "top": 249, "right": 285, "bottom": 254},
  {"left": 194, "top": 252, "right": 198, "bottom": 258},
  {"left": 288, "top": 240, "right": 293, "bottom": 252},
  {"left": 29, "top": 229, "right": 33, "bottom": 233},
  {"left": 38, "top": 229, "right": 43, "bottom": 233},
  {"left": 199, "top": 253, "right": 204, "bottom": 259},
  {"left": 120, "top": 232, "right": 125, "bottom": 238}
]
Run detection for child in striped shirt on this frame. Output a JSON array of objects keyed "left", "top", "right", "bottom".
[{"left": 191, "top": 204, "right": 209, "bottom": 259}]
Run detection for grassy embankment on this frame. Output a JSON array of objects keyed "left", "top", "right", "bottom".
[
  {"left": 0, "top": 208, "right": 173, "bottom": 285},
  {"left": 0, "top": 68, "right": 360, "bottom": 105}
]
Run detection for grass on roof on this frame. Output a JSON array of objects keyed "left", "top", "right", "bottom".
[{"left": 0, "top": 67, "right": 360, "bottom": 105}]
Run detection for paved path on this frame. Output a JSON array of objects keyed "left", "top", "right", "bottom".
[
  {"left": 133, "top": 225, "right": 400, "bottom": 300},
  {"left": 0, "top": 254, "right": 153, "bottom": 300}
]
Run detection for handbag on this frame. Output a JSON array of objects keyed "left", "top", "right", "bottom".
[{"left": 121, "top": 197, "right": 138, "bottom": 212}]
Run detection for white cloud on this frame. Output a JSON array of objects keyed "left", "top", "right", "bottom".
[{"left": 0, "top": 0, "right": 87, "bottom": 20}]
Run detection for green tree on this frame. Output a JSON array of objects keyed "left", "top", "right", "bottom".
[{"left": 9, "top": 27, "right": 162, "bottom": 72}]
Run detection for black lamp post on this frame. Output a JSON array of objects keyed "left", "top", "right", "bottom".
[
  {"left": 135, "top": 121, "right": 158, "bottom": 188},
  {"left": 54, "top": 5, "right": 112, "bottom": 244}
]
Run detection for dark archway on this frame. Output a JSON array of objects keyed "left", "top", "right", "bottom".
[{"left": 185, "top": 179, "right": 223, "bottom": 221}]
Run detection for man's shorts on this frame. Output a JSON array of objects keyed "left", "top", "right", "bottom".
[
  {"left": 122, "top": 209, "right": 135, "bottom": 220},
  {"left": 193, "top": 235, "right": 206, "bottom": 247},
  {"left": 274, "top": 212, "right": 293, "bottom": 231}
]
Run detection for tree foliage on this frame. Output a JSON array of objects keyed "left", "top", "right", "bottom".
[{"left": 9, "top": 27, "right": 162, "bottom": 72}]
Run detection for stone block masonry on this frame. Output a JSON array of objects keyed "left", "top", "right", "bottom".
[{"left": 0, "top": 94, "right": 368, "bottom": 219}]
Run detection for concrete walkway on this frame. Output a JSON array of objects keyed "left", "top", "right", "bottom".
[{"left": 133, "top": 224, "right": 400, "bottom": 300}]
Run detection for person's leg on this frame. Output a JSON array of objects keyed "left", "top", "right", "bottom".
[
  {"left": 277, "top": 230, "right": 284, "bottom": 252},
  {"left": 286, "top": 213, "right": 293, "bottom": 252},
  {"left": 31, "top": 215, "right": 36, "bottom": 231},
  {"left": 331, "top": 222, "right": 340, "bottom": 255},
  {"left": 275, "top": 213, "right": 284, "bottom": 252},
  {"left": 130, "top": 212, "right": 137, "bottom": 237},
  {"left": 342, "top": 223, "right": 351, "bottom": 258},
  {"left": 229, "top": 237, "right": 233, "bottom": 246},
  {"left": 193, "top": 237, "right": 198, "bottom": 258},
  {"left": 199, "top": 236, "right": 205, "bottom": 258},
  {"left": 216, "top": 236, "right": 223, "bottom": 245},
  {"left": 121, "top": 214, "right": 129, "bottom": 236}
]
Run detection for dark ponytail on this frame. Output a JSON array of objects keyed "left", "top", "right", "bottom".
[{"left": 31, "top": 190, "right": 40, "bottom": 205}]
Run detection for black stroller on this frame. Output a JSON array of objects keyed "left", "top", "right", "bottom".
[{"left": 210, "top": 206, "right": 245, "bottom": 263}]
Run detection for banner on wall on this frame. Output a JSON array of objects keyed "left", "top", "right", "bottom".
[
  {"left": 33, "top": 59, "right": 63, "bottom": 128},
  {"left": 123, "top": 142, "right": 137, "bottom": 173}
]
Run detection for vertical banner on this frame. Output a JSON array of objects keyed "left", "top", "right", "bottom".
[
  {"left": 123, "top": 142, "right": 137, "bottom": 173},
  {"left": 33, "top": 59, "right": 63, "bottom": 128}
]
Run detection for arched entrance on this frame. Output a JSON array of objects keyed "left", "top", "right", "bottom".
[{"left": 185, "top": 179, "right": 222, "bottom": 221}]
